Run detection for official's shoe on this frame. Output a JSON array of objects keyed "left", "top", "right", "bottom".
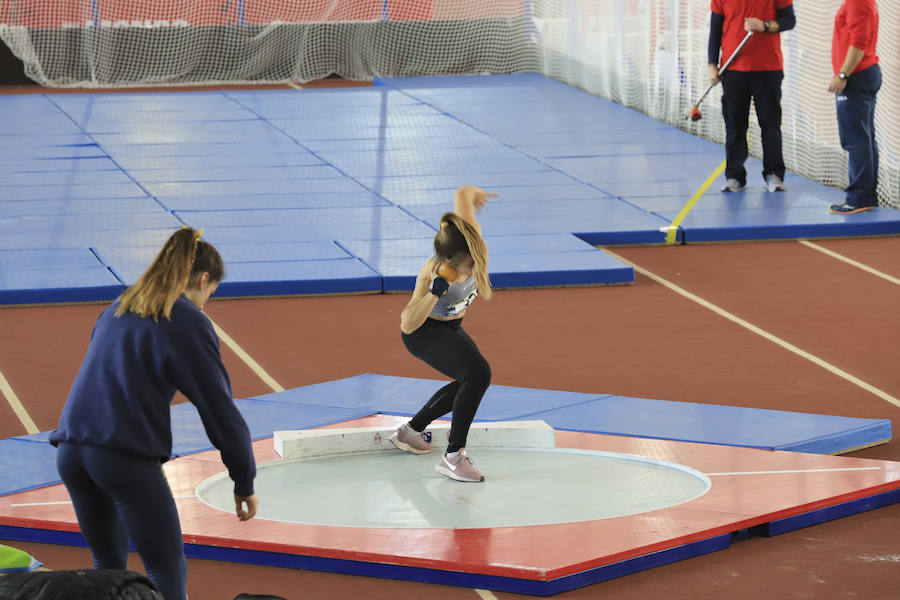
[
  {"left": 721, "top": 178, "right": 745, "bottom": 192},
  {"left": 829, "top": 203, "right": 874, "bottom": 214},
  {"left": 765, "top": 174, "right": 786, "bottom": 192}
]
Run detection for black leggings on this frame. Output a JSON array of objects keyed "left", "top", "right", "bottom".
[{"left": 402, "top": 318, "right": 491, "bottom": 452}]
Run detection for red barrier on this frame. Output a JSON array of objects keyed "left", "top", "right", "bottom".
[{"left": 0, "top": 0, "right": 523, "bottom": 29}]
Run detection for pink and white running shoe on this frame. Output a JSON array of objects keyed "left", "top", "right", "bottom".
[
  {"left": 435, "top": 448, "right": 484, "bottom": 482},
  {"left": 389, "top": 424, "right": 432, "bottom": 455}
]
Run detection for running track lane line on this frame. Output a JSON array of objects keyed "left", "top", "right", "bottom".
[
  {"left": 603, "top": 249, "right": 900, "bottom": 409},
  {"left": 475, "top": 590, "right": 499, "bottom": 600},
  {"left": 799, "top": 240, "right": 900, "bottom": 286},
  {"left": 0, "top": 368, "right": 39, "bottom": 434},
  {"left": 0, "top": 319, "right": 283, "bottom": 434},
  {"left": 208, "top": 318, "right": 285, "bottom": 393},
  {"left": 706, "top": 467, "right": 882, "bottom": 476},
  {"left": 663, "top": 158, "right": 727, "bottom": 245}
]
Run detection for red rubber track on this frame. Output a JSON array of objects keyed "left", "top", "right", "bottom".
[{"left": 2, "top": 239, "right": 899, "bottom": 599}]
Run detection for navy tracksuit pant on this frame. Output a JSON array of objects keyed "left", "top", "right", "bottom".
[
  {"left": 56, "top": 442, "right": 187, "bottom": 600},
  {"left": 836, "top": 64, "right": 882, "bottom": 208}
]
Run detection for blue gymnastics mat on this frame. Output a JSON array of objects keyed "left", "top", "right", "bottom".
[
  {"left": 377, "top": 74, "right": 900, "bottom": 240},
  {"left": 0, "top": 262, "right": 125, "bottom": 304},
  {"left": 2, "top": 74, "right": 899, "bottom": 305},
  {"left": 248, "top": 374, "right": 891, "bottom": 454},
  {"left": 651, "top": 186, "right": 900, "bottom": 242},
  {"left": 1, "top": 373, "right": 890, "bottom": 497},
  {"left": 0, "top": 440, "right": 63, "bottom": 496}
]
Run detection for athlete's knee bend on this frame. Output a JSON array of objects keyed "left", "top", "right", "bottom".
[{"left": 469, "top": 359, "right": 491, "bottom": 389}]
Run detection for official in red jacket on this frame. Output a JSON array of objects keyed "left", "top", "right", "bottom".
[
  {"left": 827, "top": 0, "right": 881, "bottom": 214},
  {"left": 708, "top": 0, "right": 796, "bottom": 193}
]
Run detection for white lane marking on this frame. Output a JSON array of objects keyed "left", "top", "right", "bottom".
[
  {"left": 0, "top": 368, "right": 39, "bottom": 434},
  {"left": 209, "top": 318, "right": 285, "bottom": 393},
  {"left": 11, "top": 495, "right": 197, "bottom": 507},
  {"left": 603, "top": 249, "right": 900, "bottom": 410},
  {"left": 707, "top": 467, "right": 882, "bottom": 476},
  {"left": 799, "top": 240, "right": 900, "bottom": 286}
]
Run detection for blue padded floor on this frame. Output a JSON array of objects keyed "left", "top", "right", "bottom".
[
  {"left": 247, "top": 374, "right": 891, "bottom": 453},
  {"left": 0, "top": 440, "right": 64, "bottom": 496},
  {"left": 2, "top": 73, "right": 899, "bottom": 304},
  {"left": 1, "top": 373, "right": 890, "bottom": 497}
]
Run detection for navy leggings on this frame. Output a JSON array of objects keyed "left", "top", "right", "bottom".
[
  {"left": 56, "top": 443, "right": 187, "bottom": 600},
  {"left": 402, "top": 318, "right": 491, "bottom": 452}
]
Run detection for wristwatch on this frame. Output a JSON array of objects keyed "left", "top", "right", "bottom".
[
  {"left": 838, "top": 72, "right": 848, "bottom": 80},
  {"left": 763, "top": 20, "right": 771, "bottom": 32}
]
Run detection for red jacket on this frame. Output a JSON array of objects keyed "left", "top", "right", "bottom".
[
  {"left": 711, "top": 0, "right": 792, "bottom": 71},
  {"left": 832, "top": 0, "right": 880, "bottom": 75}
]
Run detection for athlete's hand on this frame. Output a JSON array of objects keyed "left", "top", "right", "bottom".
[
  {"left": 459, "top": 185, "right": 497, "bottom": 213},
  {"left": 428, "top": 263, "right": 450, "bottom": 297},
  {"left": 235, "top": 494, "right": 258, "bottom": 521}
]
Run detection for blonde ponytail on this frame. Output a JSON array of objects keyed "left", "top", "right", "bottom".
[
  {"left": 435, "top": 212, "right": 492, "bottom": 300},
  {"left": 116, "top": 227, "right": 221, "bottom": 320}
]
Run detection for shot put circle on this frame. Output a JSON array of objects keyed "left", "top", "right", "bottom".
[{"left": 196, "top": 448, "right": 711, "bottom": 529}]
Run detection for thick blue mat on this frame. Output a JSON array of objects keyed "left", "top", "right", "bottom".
[
  {"left": 0, "top": 266, "right": 125, "bottom": 304},
  {"left": 158, "top": 192, "right": 391, "bottom": 211},
  {"left": 2, "top": 197, "right": 165, "bottom": 217},
  {"left": 656, "top": 203, "right": 900, "bottom": 242},
  {"left": 0, "top": 440, "right": 62, "bottom": 496},
  {"left": 2, "top": 74, "right": 899, "bottom": 305},
  {"left": 1, "top": 373, "right": 890, "bottom": 497},
  {"left": 260, "top": 374, "right": 891, "bottom": 453},
  {"left": 168, "top": 399, "right": 375, "bottom": 457}
]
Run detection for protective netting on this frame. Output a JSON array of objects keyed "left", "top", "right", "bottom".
[
  {"left": 0, "top": 0, "right": 896, "bottom": 207},
  {"left": 531, "top": 0, "right": 898, "bottom": 208},
  {"left": 0, "top": 1, "right": 537, "bottom": 84}
]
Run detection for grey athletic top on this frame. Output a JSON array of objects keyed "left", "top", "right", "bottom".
[{"left": 431, "top": 274, "right": 478, "bottom": 318}]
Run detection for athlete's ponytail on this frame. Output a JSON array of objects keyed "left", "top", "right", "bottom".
[
  {"left": 434, "top": 212, "right": 492, "bottom": 300},
  {"left": 116, "top": 227, "right": 224, "bottom": 320}
]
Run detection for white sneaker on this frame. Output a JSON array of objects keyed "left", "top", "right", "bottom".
[
  {"left": 721, "top": 178, "right": 745, "bottom": 192},
  {"left": 435, "top": 448, "right": 484, "bottom": 482},
  {"left": 765, "top": 174, "right": 786, "bottom": 192}
]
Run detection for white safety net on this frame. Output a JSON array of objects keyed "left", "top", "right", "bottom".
[
  {"left": 0, "top": 0, "right": 896, "bottom": 206},
  {"left": 531, "top": 0, "right": 898, "bottom": 208}
]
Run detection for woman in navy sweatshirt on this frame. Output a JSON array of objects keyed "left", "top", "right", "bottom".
[{"left": 50, "top": 227, "right": 258, "bottom": 600}]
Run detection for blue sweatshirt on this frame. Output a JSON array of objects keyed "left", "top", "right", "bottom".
[{"left": 50, "top": 295, "right": 256, "bottom": 497}]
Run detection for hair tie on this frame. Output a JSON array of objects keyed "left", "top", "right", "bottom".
[
  {"left": 181, "top": 224, "right": 204, "bottom": 241},
  {"left": 440, "top": 221, "right": 449, "bottom": 229}
]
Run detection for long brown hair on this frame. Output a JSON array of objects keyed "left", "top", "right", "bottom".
[
  {"left": 115, "top": 227, "right": 224, "bottom": 320},
  {"left": 434, "top": 212, "right": 492, "bottom": 300}
]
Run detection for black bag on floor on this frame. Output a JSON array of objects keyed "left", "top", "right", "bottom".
[{"left": 0, "top": 569, "right": 163, "bottom": 600}]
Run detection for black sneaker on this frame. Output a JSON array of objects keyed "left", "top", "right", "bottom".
[{"left": 829, "top": 203, "right": 874, "bottom": 214}]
